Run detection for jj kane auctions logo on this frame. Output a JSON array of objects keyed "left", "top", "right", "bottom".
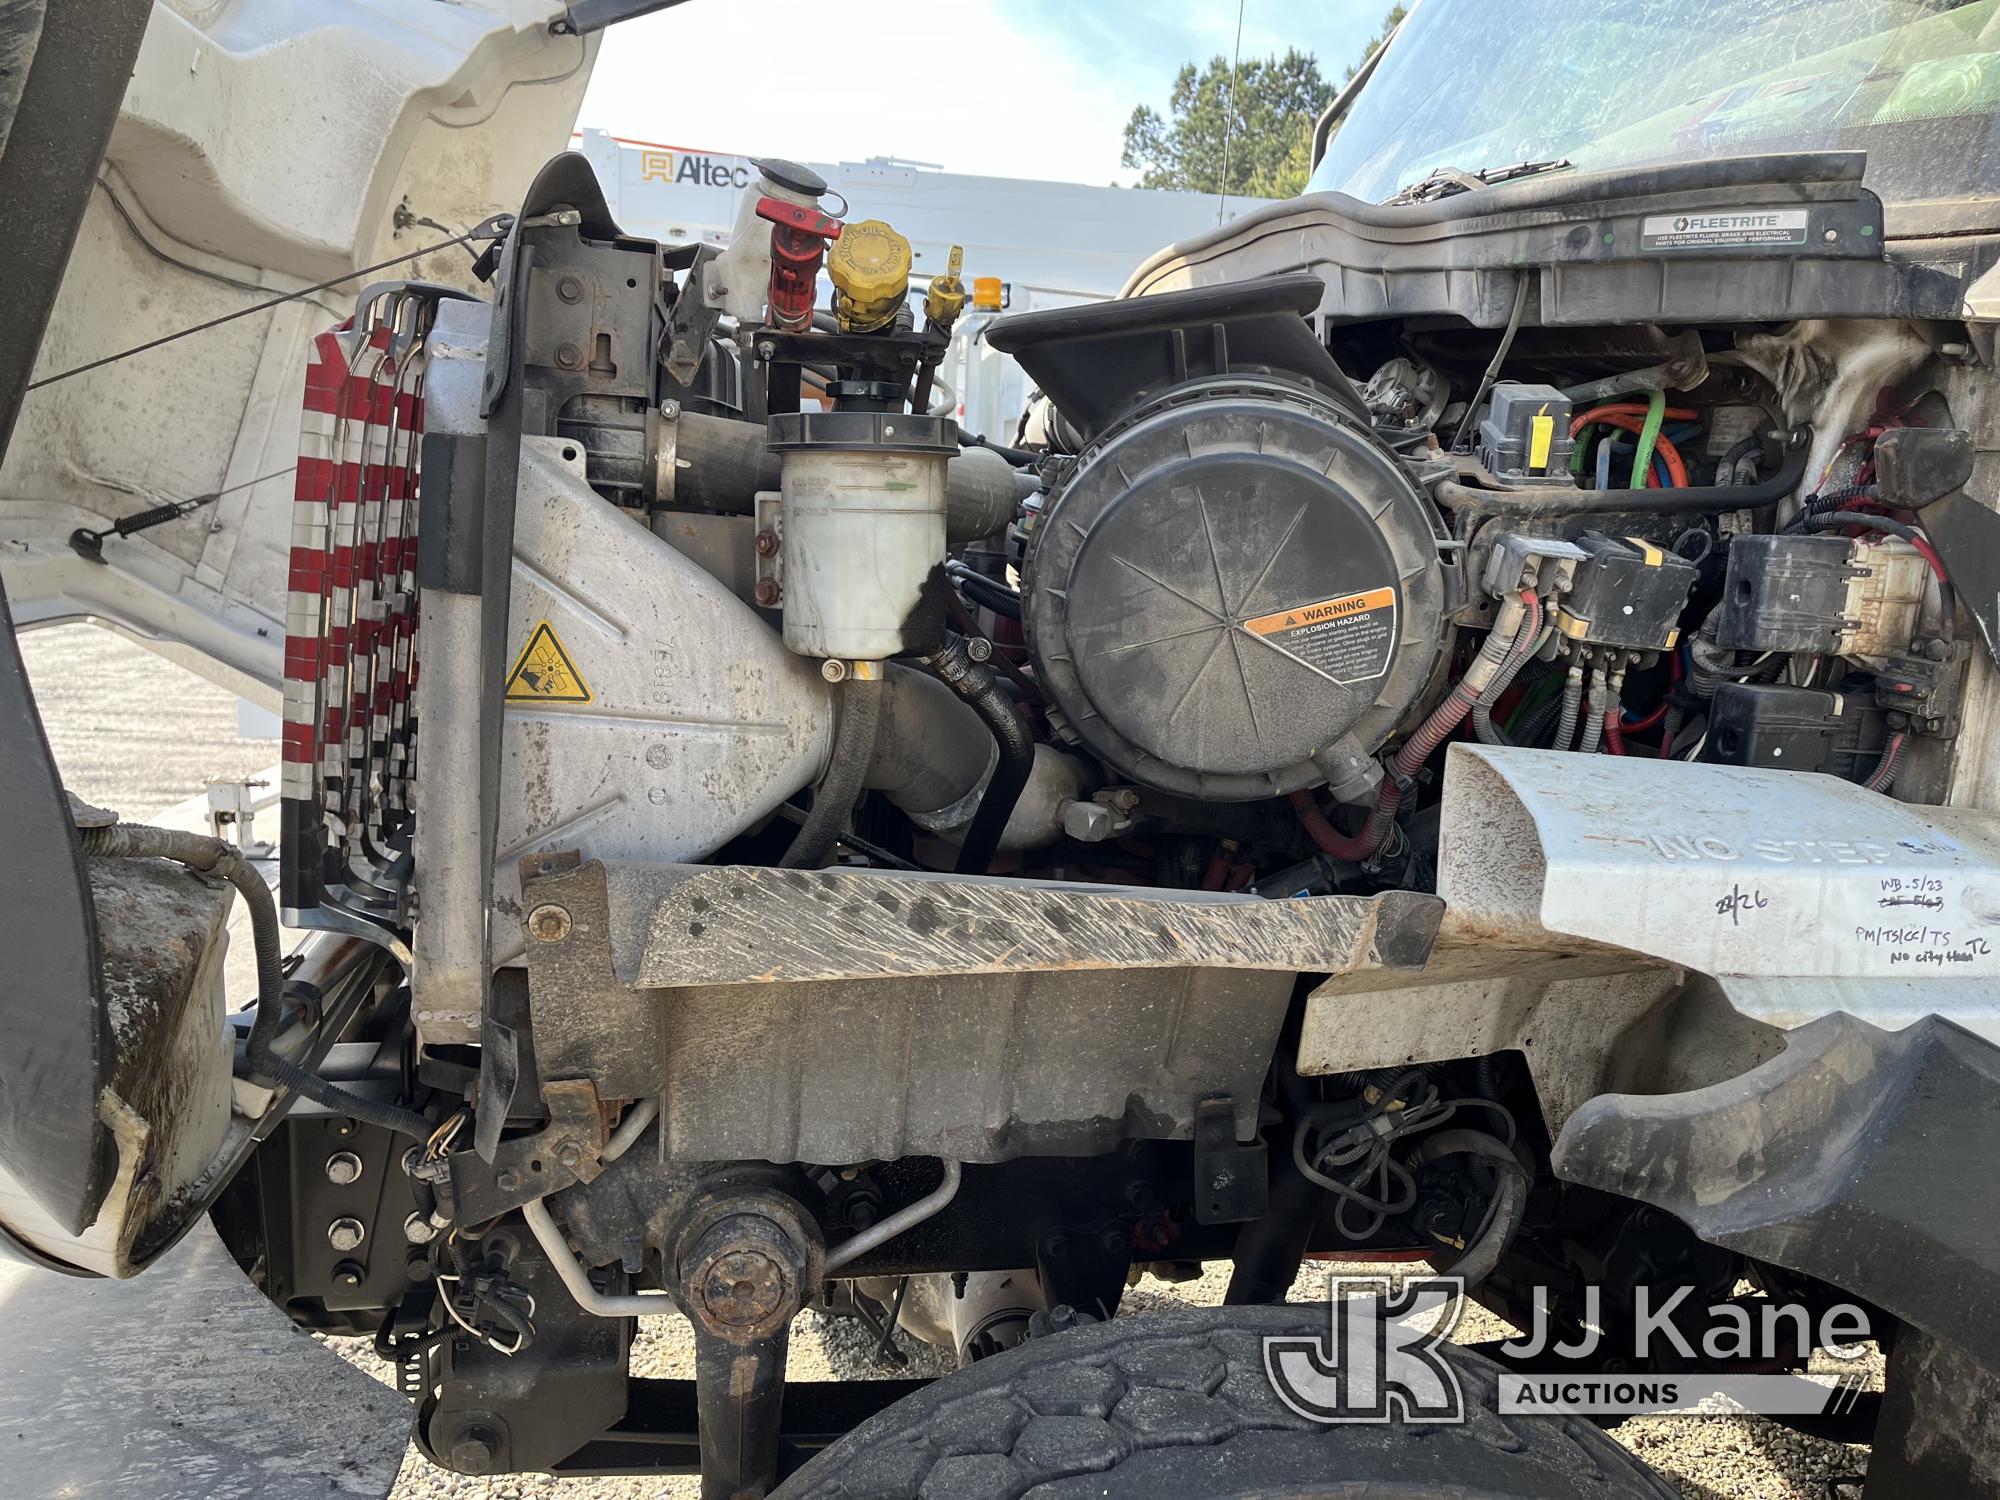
[{"left": 1266, "top": 1278, "right": 1874, "bottom": 1422}]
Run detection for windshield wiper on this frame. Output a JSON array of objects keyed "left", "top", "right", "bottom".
[{"left": 1386, "top": 157, "right": 1571, "bottom": 206}]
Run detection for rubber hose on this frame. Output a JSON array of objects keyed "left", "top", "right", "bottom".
[
  {"left": 669, "top": 410, "right": 1025, "bottom": 546},
  {"left": 1660, "top": 702, "right": 1685, "bottom": 760},
  {"left": 1553, "top": 666, "right": 1584, "bottom": 751},
  {"left": 1781, "top": 484, "right": 1877, "bottom": 533},
  {"left": 1604, "top": 711, "right": 1627, "bottom": 755},
  {"left": 917, "top": 635, "right": 1034, "bottom": 874},
  {"left": 782, "top": 676, "right": 886, "bottom": 869},
  {"left": 1439, "top": 428, "right": 1811, "bottom": 516},
  {"left": 1628, "top": 389, "right": 1666, "bottom": 490},
  {"left": 74, "top": 823, "right": 434, "bottom": 1137},
  {"left": 1410, "top": 1129, "right": 1530, "bottom": 1288},
  {"left": 1716, "top": 435, "right": 1761, "bottom": 487}
]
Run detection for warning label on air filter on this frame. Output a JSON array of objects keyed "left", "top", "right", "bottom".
[{"left": 1241, "top": 586, "right": 1397, "bottom": 684}]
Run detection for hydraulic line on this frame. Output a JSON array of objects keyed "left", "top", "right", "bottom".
[
  {"left": 77, "top": 822, "right": 433, "bottom": 1139},
  {"left": 781, "top": 675, "right": 886, "bottom": 870}
]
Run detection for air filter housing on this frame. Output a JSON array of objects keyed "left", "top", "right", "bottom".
[{"left": 1022, "top": 376, "right": 1447, "bottom": 802}]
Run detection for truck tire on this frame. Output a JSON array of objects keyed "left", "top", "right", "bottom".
[{"left": 774, "top": 1304, "right": 1678, "bottom": 1499}]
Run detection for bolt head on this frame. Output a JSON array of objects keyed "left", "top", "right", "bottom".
[
  {"left": 555, "top": 342, "right": 583, "bottom": 369},
  {"left": 965, "top": 636, "right": 993, "bottom": 662},
  {"left": 327, "top": 1216, "right": 366, "bottom": 1253},
  {"left": 324, "top": 1150, "right": 364, "bottom": 1186},
  {"left": 754, "top": 527, "right": 781, "bottom": 557},
  {"left": 753, "top": 577, "right": 782, "bottom": 607},
  {"left": 556, "top": 1140, "right": 584, "bottom": 1168},
  {"left": 697, "top": 1247, "right": 788, "bottom": 1328},
  {"left": 820, "top": 658, "right": 849, "bottom": 683},
  {"left": 404, "top": 1211, "right": 439, "bottom": 1245},
  {"left": 756, "top": 340, "right": 778, "bottom": 361},
  {"left": 556, "top": 276, "right": 583, "bottom": 304},
  {"left": 496, "top": 1169, "right": 523, "bottom": 1193},
  {"left": 527, "top": 903, "right": 573, "bottom": 943},
  {"left": 449, "top": 1431, "right": 497, "bottom": 1475},
  {"left": 660, "top": 399, "right": 681, "bottom": 418}
]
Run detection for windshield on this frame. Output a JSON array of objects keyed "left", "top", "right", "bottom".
[{"left": 1310, "top": 0, "right": 2000, "bottom": 217}]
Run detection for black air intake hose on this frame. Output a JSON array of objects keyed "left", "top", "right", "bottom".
[
  {"left": 76, "top": 822, "right": 432, "bottom": 1138},
  {"left": 781, "top": 675, "right": 886, "bottom": 869},
  {"left": 921, "top": 635, "right": 1033, "bottom": 875}
]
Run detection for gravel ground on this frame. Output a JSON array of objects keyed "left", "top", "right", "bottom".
[{"left": 19, "top": 622, "right": 1879, "bottom": 1500}]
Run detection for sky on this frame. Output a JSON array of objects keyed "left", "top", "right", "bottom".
[{"left": 578, "top": 0, "right": 1385, "bottom": 187}]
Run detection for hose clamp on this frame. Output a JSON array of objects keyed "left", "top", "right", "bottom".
[{"left": 649, "top": 399, "right": 682, "bottom": 504}]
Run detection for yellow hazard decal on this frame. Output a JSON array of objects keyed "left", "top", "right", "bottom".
[
  {"left": 1242, "top": 587, "right": 1395, "bottom": 637},
  {"left": 1240, "top": 586, "right": 1399, "bottom": 686},
  {"left": 504, "top": 620, "right": 592, "bottom": 704}
]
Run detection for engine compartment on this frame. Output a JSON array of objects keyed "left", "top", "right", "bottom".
[{"left": 229, "top": 145, "right": 2000, "bottom": 1490}]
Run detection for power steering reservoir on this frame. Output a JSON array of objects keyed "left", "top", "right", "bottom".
[{"left": 767, "top": 410, "right": 955, "bottom": 663}]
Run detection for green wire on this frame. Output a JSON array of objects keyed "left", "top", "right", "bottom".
[{"left": 1629, "top": 388, "right": 1665, "bottom": 490}]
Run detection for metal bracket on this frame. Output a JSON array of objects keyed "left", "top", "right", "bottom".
[
  {"left": 1192, "top": 1095, "right": 1268, "bottom": 1225},
  {"left": 446, "top": 1077, "right": 609, "bottom": 1225}
]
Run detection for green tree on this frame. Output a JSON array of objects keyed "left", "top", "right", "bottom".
[
  {"left": 1344, "top": 4, "right": 1407, "bottom": 85},
  {"left": 1121, "top": 7, "right": 1408, "bottom": 200},
  {"left": 1121, "top": 49, "right": 1329, "bottom": 200}
]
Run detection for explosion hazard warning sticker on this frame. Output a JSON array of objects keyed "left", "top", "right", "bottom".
[
  {"left": 1240, "top": 586, "right": 1397, "bottom": 685},
  {"left": 504, "top": 620, "right": 592, "bottom": 703}
]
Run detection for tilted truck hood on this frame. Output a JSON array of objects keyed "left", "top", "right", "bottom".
[{"left": 0, "top": 0, "right": 600, "bottom": 701}]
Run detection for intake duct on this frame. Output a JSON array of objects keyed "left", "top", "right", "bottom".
[{"left": 988, "top": 277, "right": 1448, "bottom": 802}]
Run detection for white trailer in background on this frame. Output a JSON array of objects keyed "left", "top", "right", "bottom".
[{"left": 569, "top": 128, "right": 1266, "bottom": 440}]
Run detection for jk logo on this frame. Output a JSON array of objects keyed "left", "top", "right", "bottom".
[{"left": 1264, "top": 1277, "right": 1467, "bottom": 1424}]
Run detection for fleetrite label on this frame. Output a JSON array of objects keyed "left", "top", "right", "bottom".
[{"left": 1641, "top": 210, "right": 1809, "bottom": 249}]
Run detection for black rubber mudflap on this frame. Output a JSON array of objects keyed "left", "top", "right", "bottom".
[{"left": 773, "top": 1304, "right": 1679, "bottom": 1499}]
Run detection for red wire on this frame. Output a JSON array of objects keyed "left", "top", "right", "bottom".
[
  {"left": 1604, "top": 712, "right": 1627, "bottom": 755},
  {"left": 1579, "top": 414, "right": 1691, "bottom": 486},
  {"left": 1570, "top": 404, "right": 1698, "bottom": 431},
  {"left": 1622, "top": 703, "right": 1667, "bottom": 733}
]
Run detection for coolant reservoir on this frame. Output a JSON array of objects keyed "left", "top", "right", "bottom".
[{"left": 767, "top": 411, "right": 954, "bottom": 662}]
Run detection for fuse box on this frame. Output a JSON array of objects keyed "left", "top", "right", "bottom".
[
  {"left": 1551, "top": 532, "right": 1698, "bottom": 651},
  {"left": 1718, "top": 533, "right": 1934, "bottom": 658},
  {"left": 1702, "top": 682, "right": 1888, "bottom": 778},
  {"left": 1477, "top": 383, "right": 1575, "bottom": 484}
]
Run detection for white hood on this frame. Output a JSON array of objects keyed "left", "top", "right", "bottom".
[{"left": 0, "top": 0, "right": 599, "bottom": 702}]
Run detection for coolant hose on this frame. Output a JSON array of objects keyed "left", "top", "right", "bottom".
[
  {"left": 782, "top": 675, "right": 886, "bottom": 869},
  {"left": 921, "top": 636, "right": 1034, "bottom": 875},
  {"left": 669, "top": 410, "right": 1028, "bottom": 545},
  {"left": 76, "top": 822, "right": 433, "bottom": 1139},
  {"left": 1411, "top": 1129, "right": 1530, "bottom": 1288}
]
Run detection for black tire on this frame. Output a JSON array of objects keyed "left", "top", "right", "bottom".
[{"left": 773, "top": 1304, "right": 1678, "bottom": 1500}]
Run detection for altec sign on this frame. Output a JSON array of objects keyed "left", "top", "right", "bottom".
[{"left": 639, "top": 148, "right": 754, "bottom": 190}]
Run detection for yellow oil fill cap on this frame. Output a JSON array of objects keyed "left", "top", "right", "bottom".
[{"left": 828, "top": 219, "right": 912, "bottom": 332}]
